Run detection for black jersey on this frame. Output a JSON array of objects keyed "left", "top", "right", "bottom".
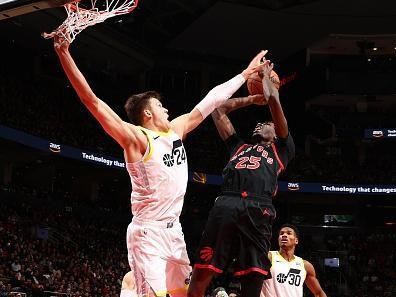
[{"left": 221, "top": 133, "right": 295, "bottom": 202}]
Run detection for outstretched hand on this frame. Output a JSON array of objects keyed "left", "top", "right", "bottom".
[
  {"left": 262, "top": 60, "right": 274, "bottom": 79},
  {"left": 53, "top": 33, "right": 71, "bottom": 53},
  {"left": 261, "top": 61, "right": 279, "bottom": 101},
  {"left": 242, "top": 50, "right": 268, "bottom": 79}
]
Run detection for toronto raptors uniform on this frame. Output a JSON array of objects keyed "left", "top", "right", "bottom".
[
  {"left": 195, "top": 133, "right": 295, "bottom": 277},
  {"left": 261, "top": 251, "right": 307, "bottom": 297},
  {"left": 126, "top": 127, "right": 191, "bottom": 297}
]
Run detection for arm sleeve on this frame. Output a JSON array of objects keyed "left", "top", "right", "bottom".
[{"left": 195, "top": 74, "right": 246, "bottom": 119}]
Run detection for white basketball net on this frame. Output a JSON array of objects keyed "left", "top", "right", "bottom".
[{"left": 42, "top": 0, "right": 139, "bottom": 44}]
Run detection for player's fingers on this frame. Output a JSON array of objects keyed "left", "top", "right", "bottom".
[
  {"left": 260, "top": 50, "right": 268, "bottom": 63},
  {"left": 261, "top": 59, "right": 270, "bottom": 66},
  {"left": 53, "top": 35, "right": 60, "bottom": 48},
  {"left": 253, "top": 60, "right": 270, "bottom": 72},
  {"left": 253, "top": 50, "right": 268, "bottom": 63}
]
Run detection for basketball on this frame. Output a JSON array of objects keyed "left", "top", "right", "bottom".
[{"left": 247, "top": 70, "right": 280, "bottom": 95}]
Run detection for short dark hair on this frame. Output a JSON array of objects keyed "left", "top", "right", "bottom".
[
  {"left": 124, "top": 91, "right": 162, "bottom": 125},
  {"left": 280, "top": 224, "right": 300, "bottom": 239}
]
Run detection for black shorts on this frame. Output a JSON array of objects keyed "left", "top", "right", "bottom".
[{"left": 194, "top": 195, "right": 275, "bottom": 278}]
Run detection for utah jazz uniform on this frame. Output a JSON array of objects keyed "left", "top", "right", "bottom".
[
  {"left": 126, "top": 127, "right": 191, "bottom": 297},
  {"left": 261, "top": 251, "right": 307, "bottom": 297},
  {"left": 195, "top": 133, "right": 295, "bottom": 277}
]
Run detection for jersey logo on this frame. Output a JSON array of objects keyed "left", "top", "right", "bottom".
[
  {"left": 276, "top": 273, "right": 288, "bottom": 283},
  {"left": 163, "top": 140, "right": 186, "bottom": 167},
  {"left": 153, "top": 136, "right": 160, "bottom": 140},
  {"left": 163, "top": 154, "right": 175, "bottom": 167},
  {"left": 232, "top": 145, "right": 274, "bottom": 170},
  {"left": 276, "top": 268, "right": 302, "bottom": 286},
  {"left": 199, "top": 246, "right": 214, "bottom": 262}
]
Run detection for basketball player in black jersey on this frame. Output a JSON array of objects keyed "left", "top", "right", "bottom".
[{"left": 187, "top": 61, "right": 295, "bottom": 297}]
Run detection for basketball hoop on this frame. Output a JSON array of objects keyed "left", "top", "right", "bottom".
[{"left": 42, "top": 0, "right": 139, "bottom": 44}]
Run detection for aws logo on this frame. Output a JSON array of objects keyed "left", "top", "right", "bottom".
[
  {"left": 372, "top": 130, "right": 384, "bottom": 138},
  {"left": 287, "top": 182, "right": 300, "bottom": 191},
  {"left": 49, "top": 142, "right": 61, "bottom": 153}
]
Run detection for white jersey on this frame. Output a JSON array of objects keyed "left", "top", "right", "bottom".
[
  {"left": 262, "top": 251, "right": 306, "bottom": 297},
  {"left": 126, "top": 127, "right": 188, "bottom": 222}
]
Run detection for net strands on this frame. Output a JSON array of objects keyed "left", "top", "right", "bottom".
[{"left": 42, "top": 0, "right": 139, "bottom": 44}]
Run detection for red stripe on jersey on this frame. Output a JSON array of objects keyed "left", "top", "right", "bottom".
[
  {"left": 234, "top": 267, "right": 269, "bottom": 276},
  {"left": 272, "top": 184, "right": 278, "bottom": 197},
  {"left": 271, "top": 143, "right": 284, "bottom": 173},
  {"left": 230, "top": 144, "right": 248, "bottom": 161},
  {"left": 194, "top": 264, "right": 223, "bottom": 273}
]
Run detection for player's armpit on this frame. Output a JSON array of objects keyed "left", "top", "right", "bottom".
[
  {"left": 267, "top": 252, "right": 272, "bottom": 262},
  {"left": 170, "top": 109, "right": 203, "bottom": 139}
]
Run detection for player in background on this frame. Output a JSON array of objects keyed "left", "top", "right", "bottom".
[{"left": 261, "top": 224, "right": 327, "bottom": 297}]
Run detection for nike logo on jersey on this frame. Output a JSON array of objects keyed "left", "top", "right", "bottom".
[{"left": 153, "top": 136, "right": 160, "bottom": 140}]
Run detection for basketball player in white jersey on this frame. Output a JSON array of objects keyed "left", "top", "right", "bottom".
[
  {"left": 261, "top": 224, "right": 327, "bottom": 297},
  {"left": 53, "top": 35, "right": 269, "bottom": 297}
]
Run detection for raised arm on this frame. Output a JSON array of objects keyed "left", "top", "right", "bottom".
[
  {"left": 212, "top": 94, "right": 266, "bottom": 141},
  {"left": 262, "top": 63, "right": 289, "bottom": 139},
  {"left": 171, "top": 50, "right": 269, "bottom": 139},
  {"left": 53, "top": 37, "right": 145, "bottom": 154},
  {"left": 304, "top": 260, "right": 327, "bottom": 297}
]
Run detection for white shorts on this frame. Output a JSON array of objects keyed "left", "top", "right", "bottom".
[{"left": 127, "top": 218, "right": 192, "bottom": 297}]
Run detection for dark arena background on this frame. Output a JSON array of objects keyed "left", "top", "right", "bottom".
[{"left": 1, "top": 0, "right": 396, "bottom": 296}]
